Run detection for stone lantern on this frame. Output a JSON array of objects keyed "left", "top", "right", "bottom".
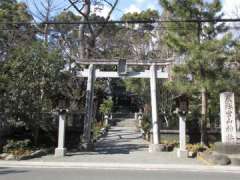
[
  {"left": 175, "top": 94, "right": 189, "bottom": 158},
  {"left": 175, "top": 94, "right": 189, "bottom": 116},
  {"left": 56, "top": 93, "right": 69, "bottom": 114},
  {"left": 55, "top": 93, "right": 69, "bottom": 157}
]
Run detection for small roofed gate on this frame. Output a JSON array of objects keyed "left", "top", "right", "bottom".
[{"left": 77, "top": 58, "right": 171, "bottom": 152}]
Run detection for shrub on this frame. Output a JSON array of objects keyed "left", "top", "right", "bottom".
[
  {"left": 99, "top": 99, "right": 113, "bottom": 115},
  {"left": 186, "top": 143, "right": 206, "bottom": 153},
  {"left": 141, "top": 114, "right": 151, "bottom": 135},
  {"left": 3, "top": 139, "right": 32, "bottom": 155},
  {"left": 92, "top": 122, "right": 108, "bottom": 141}
]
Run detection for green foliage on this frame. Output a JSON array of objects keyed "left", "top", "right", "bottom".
[
  {"left": 159, "top": 0, "right": 238, "bottom": 133},
  {"left": 0, "top": 42, "right": 65, "bottom": 145},
  {"left": 0, "top": 42, "right": 64, "bottom": 112},
  {"left": 3, "top": 139, "right": 31, "bottom": 154},
  {"left": 186, "top": 143, "right": 206, "bottom": 153},
  {"left": 122, "top": 9, "right": 159, "bottom": 21},
  {"left": 141, "top": 114, "right": 152, "bottom": 134},
  {"left": 99, "top": 99, "right": 113, "bottom": 115},
  {"left": 92, "top": 122, "right": 105, "bottom": 140},
  {"left": 124, "top": 78, "right": 150, "bottom": 104},
  {"left": 159, "top": 0, "right": 225, "bottom": 52},
  {"left": 0, "top": 0, "right": 34, "bottom": 56}
]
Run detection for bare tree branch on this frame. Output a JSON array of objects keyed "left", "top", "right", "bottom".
[
  {"left": 102, "top": 0, "right": 114, "bottom": 7},
  {"left": 68, "top": 0, "right": 88, "bottom": 17},
  {"left": 96, "top": 0, "right": 118, "bottom": 37}
]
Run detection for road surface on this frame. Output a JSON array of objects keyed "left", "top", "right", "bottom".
[{"left": 0, "top": 168, "right": 239, "bottom": 180}]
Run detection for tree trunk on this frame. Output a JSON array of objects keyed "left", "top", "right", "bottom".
[
  {"left": 79, "top": 24, "right": 85, "bottom": 59},
  {"left": 44, "top": 24, "right": 49, "bottom": 44},
  {"left": 200, "top": 87, "right": 208, "bottom": 145},
  {"left": 78, "top": 0, "right": 91, "bottom": 60}
]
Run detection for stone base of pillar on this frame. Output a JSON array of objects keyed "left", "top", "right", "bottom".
[
  {"left": 55, "top": 148, "right": 66, "bottom": 157},
  {"left": 177, "top": 149, "right": 188, "bottom": 158},
  {"left": 80, "top": 143, "right": 95, "bottom": 151},
  {"left": 148, "top": 144, "right": 164, "bottom": 153}
]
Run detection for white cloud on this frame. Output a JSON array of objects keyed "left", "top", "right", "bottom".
[
  {"left": 92, "top": 5, "right": 112, "bottom": 18},
  {"left": 222, "top": 0, "right": 240, "bottom": 18},
  {"left": 222, "top": 0, "right": 240, "bottom": 38},
  {"left": 147, "top": 4, "right": 157, "bottom": 10},
  {"left": 124, "top": 4, "right": 141, "bottom": 13}
]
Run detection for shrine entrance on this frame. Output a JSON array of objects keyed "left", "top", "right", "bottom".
[
  {"left": 80, "top": 59, "right": 170, "bottom": 150},
  {"left": 55, "top": 58, "right": 172, "bottom": 156}
]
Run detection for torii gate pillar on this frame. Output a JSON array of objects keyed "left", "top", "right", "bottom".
[
  {"left": 149, "top": 64, "right": 161, "bottom": 152},
  {"left": 82, "top": 64, "right": 95, "bottom": 150}
]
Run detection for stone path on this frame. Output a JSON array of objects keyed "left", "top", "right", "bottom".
[
  {"left": 94, "top": 117, "right": 148, "bottom": 154},
  {"left": 28, "top": 117, "right": 202, "bottom": 165}
]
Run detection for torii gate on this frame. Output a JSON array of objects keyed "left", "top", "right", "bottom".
[
  {"left": 54, "top": 58, "right": 172, "bottom": 156},
  {"left": 79, "top": 59, "right": 171, "bottom": 151}
]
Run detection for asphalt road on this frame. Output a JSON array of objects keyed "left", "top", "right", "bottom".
[{"left": 0, "top": 168, "right": 239, "bottom": 180}]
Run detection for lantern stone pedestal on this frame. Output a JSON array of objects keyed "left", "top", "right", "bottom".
[
  {"left": 177, "top": 115, "right": 188, "bottom": 158},
  {"left": 177, "top": 149, "right": 188, "bottom": 158},
  {"left": 55, "top": 148, "right": 66, "bottom": 157},
  {"left": 149, "top": 144, "right": 164, "bottom": 152}
]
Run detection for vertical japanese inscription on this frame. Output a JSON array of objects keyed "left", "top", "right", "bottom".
[{"left": 220, "top": 92, "right": 237, "bottom": 144}]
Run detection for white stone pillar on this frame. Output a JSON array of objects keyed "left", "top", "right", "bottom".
[
  {"left": 134, "top": 113, "right": 138, "bottom": 121},
  {"left": 55, "top": 113, "right": 66, "bottom": 157},
  {"left": 220, "top": 92, "right": 237, "bottom": 144},
  {"left": 104, "top": 114, "right": 109, "bottom": 126},
  {"left": 149, "top": 64, "right": 161, "bottom": 152},
  {"left": 138, "top": 113, "right": 143, "bottom": 128},
  {"left": 83, "top": 64, "right": 95, "bottom": 149},
  {"left": 150, "top": 64, "right": 159, "bottom": 145},
  {"left": 177, "top": 115, "right": 188, "bottom": 158}
]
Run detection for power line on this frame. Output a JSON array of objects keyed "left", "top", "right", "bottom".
[
  {"left": 1, "top": 18, "right": 240, "bottom": 26},
  {"left": 2, "top": 26, "right": 240, "bottom": 33},
  {"left": 1, "top": 18, "right": 240, "bottom": 32}
]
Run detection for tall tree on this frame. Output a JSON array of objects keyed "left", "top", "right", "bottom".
[
  {"left": 24, "top": 0, "right": 63, "bottom": 44},
  {"left": 0, "top": 42, "right": 64, "bottom": 144},
  {"left": 159, "top": 0, "right": 231, "bottom": 144},
  {"left": 67, "top": 0, "right": 118, "bottom": 59},
  {"left": 0, "top": 0, "right": 34, "bottom": 60}
]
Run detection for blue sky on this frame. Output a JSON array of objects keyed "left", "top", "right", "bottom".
[
  {"left": 112, "top": 0, "right": 240, "bottom": 19},
  {"left": 19, "top": 0, "right": 240, "bottom": 20},
  {"left": 101, "top": 0, "right": 240, "bottom": 19},
  {"left": 112, "top": 0, "right": 161, "bottom": 19}
]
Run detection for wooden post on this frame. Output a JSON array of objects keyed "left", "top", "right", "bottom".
[
  {"left": 150, "top": 64, "right": 159, "bottom": 145},
  {"left": 82, "top": 64, "right": 95, "bottom": 149}
]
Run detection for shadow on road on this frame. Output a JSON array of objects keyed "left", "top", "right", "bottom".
[
  {"left": 0, "top": 167, "right": 28, "bottom": 175},
  {"left": 66, "top": 117, "right": 148, "bottom": 156}
]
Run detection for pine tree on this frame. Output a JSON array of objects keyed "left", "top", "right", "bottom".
[{"left": 159, "top": 0, "right": 230, "bottom": 144}]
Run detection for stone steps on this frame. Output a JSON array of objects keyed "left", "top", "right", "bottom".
[{"left": 115, "top": 118, "right": 137, "bottom": 128}]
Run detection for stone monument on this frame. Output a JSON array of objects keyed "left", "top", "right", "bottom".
[
  {"left": 215, "top": 92, "right": 240, "bottom": 155},
  {"left": 220, "top": 92, "right": 237, "bottom": 144}
]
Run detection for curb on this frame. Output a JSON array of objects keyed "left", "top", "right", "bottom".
[{"left": 0, "top": 161, "right": 240, "bottom": 173}]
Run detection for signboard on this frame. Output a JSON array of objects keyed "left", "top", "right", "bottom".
[{"left": 220, "top": 92, "right": 237, "bottom": 144}]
